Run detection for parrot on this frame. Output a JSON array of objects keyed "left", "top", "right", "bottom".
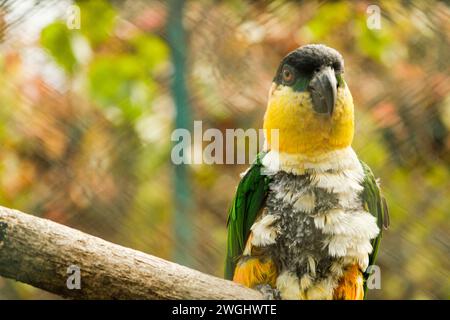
[{"left": 225, "top": 44, "right": 389, "bottom": 300}]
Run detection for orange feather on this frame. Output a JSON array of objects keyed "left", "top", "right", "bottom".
[
  {"left": 333, "top": 264, "right": 364, "bottom": 300},
  {"left": 233, "top": 257, "right": 277, "bottom": 289}
]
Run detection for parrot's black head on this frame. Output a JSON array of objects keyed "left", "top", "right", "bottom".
[
  {"left": 264, "top": 44, "right": 354, "bottom": 156},
  {"left": 273, "top": 44, "right": 345, "bottom": 116},
  {"left": 274, "top": 44, "right": 344, "bottom": 81}
]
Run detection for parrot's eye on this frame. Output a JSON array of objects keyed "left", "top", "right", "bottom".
[{"left": 281, "top": 65, "right": 296, "bottom": 85}]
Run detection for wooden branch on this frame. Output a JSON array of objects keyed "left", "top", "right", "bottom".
[{"left": 0, "top": 206, "right": 262, "bottom": 299}]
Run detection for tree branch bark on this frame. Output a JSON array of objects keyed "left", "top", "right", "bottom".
[{"left": 0, "top": 206, "right": 262, "bottom": 300}]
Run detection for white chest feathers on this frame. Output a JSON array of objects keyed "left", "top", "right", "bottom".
[{"left": 249, "top": 147, "right": 381, "bottom": 299}]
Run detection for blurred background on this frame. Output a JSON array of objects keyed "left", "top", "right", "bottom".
[{"left": 0, "top": 0, "right": 448, "bottom": 299}]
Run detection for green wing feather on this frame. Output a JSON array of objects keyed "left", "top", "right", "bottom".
[
  {"left": 360, "top": 160, "right": 389, "bottom": 297},
  {"left": 224, "top": 152, "right": 271, "bottom": 280}
]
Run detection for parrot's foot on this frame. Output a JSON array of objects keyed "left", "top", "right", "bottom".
[{"left": 254, "top": 284, "right": 281, "bottom": 300}]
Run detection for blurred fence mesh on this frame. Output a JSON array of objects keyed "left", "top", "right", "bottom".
[{"left": 0, "top": 0, "right": 448, "bottom": 299}]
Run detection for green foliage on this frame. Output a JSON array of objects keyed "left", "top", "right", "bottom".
[
  {"left": 130, "top": 34, "right": 169, "bottom": 73},
  {"left": 302, "top": 1, "right": 395, "bottom": 63},
  {"left": 78, "top": 0, "right": 116, "bottom": 47},
  {"left": 41, "top": 22, "right": 77, "bottom": 74},
  {"left": 88, "top": 54, "right": 157, "bottom": 122},
  {"left": 40, "top": 2, "right": 169, "bottom": 123},
  {"left": 303, "top": 2, "right": 351, "bottom": 41},
  {"left": 354, "top": 16, "right": 395, "bottom": 63}
]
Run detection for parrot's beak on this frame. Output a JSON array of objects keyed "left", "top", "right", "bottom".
[{"left": 308, "top": 66, "right": 337, "bottom": 116}]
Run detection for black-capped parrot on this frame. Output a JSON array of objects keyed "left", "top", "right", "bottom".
[{"left": 225, "top": 44, "right": 389, "bottom": 300}]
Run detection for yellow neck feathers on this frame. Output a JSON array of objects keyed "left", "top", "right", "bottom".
[{"left": 263, "top": 83, "right": 354, "bottom": 158}]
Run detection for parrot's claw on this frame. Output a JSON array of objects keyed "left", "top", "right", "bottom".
[{"left": 254, "top": 284, "right": 281, "bottom": 300}]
